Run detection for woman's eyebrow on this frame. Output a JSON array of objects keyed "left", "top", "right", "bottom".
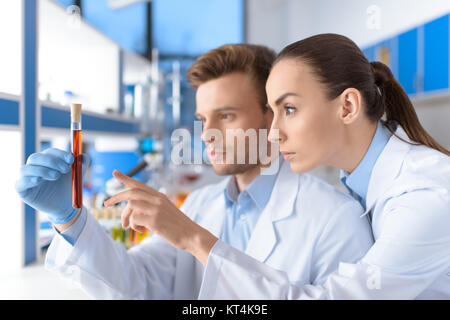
[{"left": 274, "top": 92, "right": 300, "bottom": 106}]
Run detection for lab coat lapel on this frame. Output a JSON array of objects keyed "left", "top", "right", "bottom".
[
  {"left": 174, "top": 179, "right": 229, "bottom": 299},
  {"left": 363, "top": 126, "right": 412, "bottom": 217},
  {"left": 245, "top": 160, "right": 299, "bottom": 262},
  {"left": 195, "top": 188, "right": 227, "bottom": 238}
]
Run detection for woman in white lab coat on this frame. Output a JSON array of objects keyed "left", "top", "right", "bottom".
[
  {"left": 192, "top": 33, "right": 450, "bottom": 299},
  {"left": 120, "top": 33, "right": 450, "bottom": 299}
]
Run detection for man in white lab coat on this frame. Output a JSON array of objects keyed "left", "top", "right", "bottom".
[{"left": 16, "top": 44, "right": 373, "bottom": 299}]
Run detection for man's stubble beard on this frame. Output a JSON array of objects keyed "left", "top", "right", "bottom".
[{"left": 211, "top": 162, "right": 259, "bottom": 176}]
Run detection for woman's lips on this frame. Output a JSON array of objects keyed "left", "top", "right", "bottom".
[{"left": 281, "top": 151, "right": 296, "bottom": 161}]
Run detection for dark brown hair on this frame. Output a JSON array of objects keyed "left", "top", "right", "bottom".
[
  {"left": 187, "top": 43, "right": 276, "bottom": 110},
  {"left": 276, "top": 33, "right": 450, "bottom": 156}
]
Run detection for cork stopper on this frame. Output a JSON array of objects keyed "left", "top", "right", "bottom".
[{"left": 70, "top": 103, "right": 82, "bottom": 122}]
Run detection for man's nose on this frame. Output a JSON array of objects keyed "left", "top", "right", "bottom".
[{"left": 201, "top": 122, "right": 215, "bottom": 143}]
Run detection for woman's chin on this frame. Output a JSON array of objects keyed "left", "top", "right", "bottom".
[{"left": 288, "top": 158, "right": 316, "bottom": 174}]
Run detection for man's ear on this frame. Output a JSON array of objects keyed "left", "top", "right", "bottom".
[{"left": 337, "top": 88, "right": 363, "bottom": 125}]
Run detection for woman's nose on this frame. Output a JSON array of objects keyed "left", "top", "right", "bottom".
[{"left": 268, "top": 120, "right": 284, "bottom": 143}]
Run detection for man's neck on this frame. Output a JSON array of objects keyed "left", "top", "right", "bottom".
[{"left": 234, "top": 165, "right": 263, "bottom": 193}]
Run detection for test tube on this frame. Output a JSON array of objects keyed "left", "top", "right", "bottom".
[{"left": 70, "top": 103, "right": 83, "bottom": 209}]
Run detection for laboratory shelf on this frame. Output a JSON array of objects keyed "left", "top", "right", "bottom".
[
  {"left": 4, "top": 0, "right": 148, "bottom": 267},
  {"left": 40, "top": 102, "right": 140, "bottom": 134},
  {"left": 0, "top": 96, "right": 142, "bottom": 133},
  {"left": 0, "top": 94, "right": 20, "bottom": 126},
  {"left": 409, "top": 88, "right": 450, "bottom": 105}
]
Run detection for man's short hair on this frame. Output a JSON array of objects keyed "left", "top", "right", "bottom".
[{"left": 187, "top": 44, "right": 276, "bottom": 110}]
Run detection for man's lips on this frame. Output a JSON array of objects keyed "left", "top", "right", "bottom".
[
  {"left": 208, "top": 149, "right": 225, "bottom": 160},
  {"left": 280, "top": 151, "right": 296, "bottom": 160}
]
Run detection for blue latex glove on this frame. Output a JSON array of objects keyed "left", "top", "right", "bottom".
[{"left": 15, "top": 148, "right": 91, "bottom": 225}]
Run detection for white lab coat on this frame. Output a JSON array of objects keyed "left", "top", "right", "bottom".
[
  {"left": 198, "top": 126, "right": 450, "bottom": 300},
  {"left": 45, "top": 159, "right": 373, "bottom": 299}
]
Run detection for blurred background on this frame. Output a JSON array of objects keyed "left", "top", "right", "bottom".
[{"left": 0, "top": 0, "right": 449, "bottom": 299}]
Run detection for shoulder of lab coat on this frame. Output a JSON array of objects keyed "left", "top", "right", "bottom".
[
  {"left": 364, "top": 126, "right": 450, "bottom": 258},
  {"left": 360, "top": 126, "right": 450, "bottom": 298},
  {"left": 295, "top": 174, "right": 374, "bottom": 285},
  {"left": 365, "top": 125, "right": 450, "bottom": 212}
]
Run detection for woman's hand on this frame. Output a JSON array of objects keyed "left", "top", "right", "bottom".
[{"left": 103, "top": 170, "right": 218, "bottom": 265}]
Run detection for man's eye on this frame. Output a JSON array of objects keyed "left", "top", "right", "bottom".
[
  {"left": 284, "top": 106, "right": 296, "bottom": 115},
  {"left": 220, "top": 114, "right": 233, "bottom": 120}
]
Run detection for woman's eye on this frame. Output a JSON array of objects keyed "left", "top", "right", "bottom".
[{"left": 284, "top": 106, "right": 296, "bottom": 116}]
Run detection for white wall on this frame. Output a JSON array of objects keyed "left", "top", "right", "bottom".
[
  {"left": 0, "top": 130, "right": 24, "bottom": 272},
  {"left": 246, "top": 0, "right": 291, "bottom": 52},
  {"left": 288, "top": 0, "right": 450, "bottom": 48},
  {"left": 39, "top": 0, "right": 120, "bottom": 113},
  {"left": 414, "top": 97, "right": 450, "bottom": 149},
  {"left": 0, "top": 1, "right": 23, "bottom": 273},
  {"left": 247, "top": 0, "right": 450, "bottom": 50},
  {"left": 0, "top": 1, "right": 22, "bottom": 95}
]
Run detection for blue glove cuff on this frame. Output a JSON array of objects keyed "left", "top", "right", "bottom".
[{"left": 48, "top": 207, "right": 81, "bottom": 225}]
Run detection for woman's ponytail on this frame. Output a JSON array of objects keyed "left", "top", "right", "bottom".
[{"left": 370, "top": 61, "right": 450, "bottom": 156}]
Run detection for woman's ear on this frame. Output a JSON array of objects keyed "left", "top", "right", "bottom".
[{"left": 337, "top": 88, "right": 363, "bottom": 124}]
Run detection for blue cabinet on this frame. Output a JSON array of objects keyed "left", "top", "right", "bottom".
[
  {"left": 398, "top": 28, "right": 419, "bottom": 94},
  {"left": 373, "top": 38, "right": 399, "bottom": 80},
  {"left": 362, "top": 38, "right": 399, "bottom": 84},
  {"left": 423, "top": 14, "right": 449, "bottom": 92},
  {"left": 152, "top": 0, "right": 244, "bottom": 57},
  {"left": 363, "top": 13, "right": 450, "bottom": 96},
  {"left": 362, "top": 46, "right": 375, "bottom": 62},
  {"left": 82, "top": 0, "right": 148, "bottom": 56},
  {"left": 0, "top": 97, "right": 19, "bottom": 125}
]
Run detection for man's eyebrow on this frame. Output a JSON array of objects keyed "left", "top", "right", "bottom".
[
  {"left": 212, "top": 106, "right": 239, "bottom": 113},
  {"left": 195, "top": 106, "right": 239, "bottom": 119},
  {"left": 274, "top": 92, "right": 300, "bottom": 106}
]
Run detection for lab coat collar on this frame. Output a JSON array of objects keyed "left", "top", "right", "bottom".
[
  {"left": 266, "top": 157, "right": 299, "bottom": 222},
  {"left": 223, "top": 161, "right": 279, "bottom": 211},
  {"left": 196, "top": 178, "right": 230, "bottom": 238},
  {"left": 340, "top": 121, "right": 392, "bottom": 209},
  {"left": 362, "top": 125, "right": 412, "bottom": 217},
  {"left": 244, "top": 159, "right": 299, "bottom": 262},
  {"left": 195, "top": 158, "right": 297, "bottom": 263}
]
